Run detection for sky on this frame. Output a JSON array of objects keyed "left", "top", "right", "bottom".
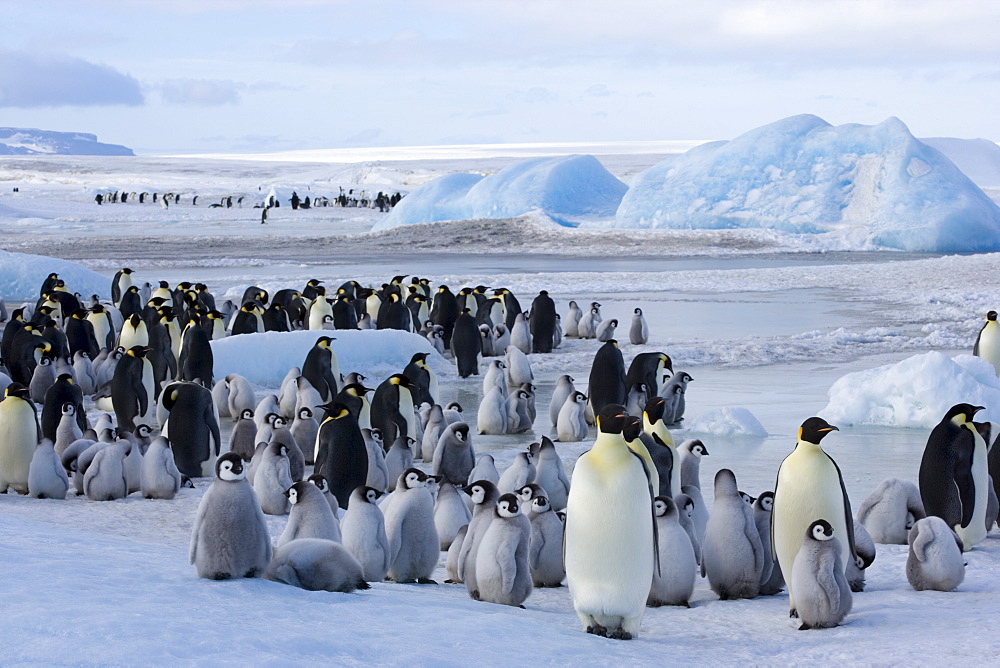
[{"left": 1, "top": 0, "right": 999, "bottom": 155}]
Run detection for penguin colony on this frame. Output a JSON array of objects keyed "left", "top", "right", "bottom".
[{"left": 2, "top": 269, "right": 998, "bottom": 639}]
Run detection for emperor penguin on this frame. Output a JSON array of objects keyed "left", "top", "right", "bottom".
[
  {"left": 27, "top": 438, "right": 69, "bottom": 499},
  {"left": 432, "top": 422, "right": 475, "bottom": 485},
  {"left": 504, "top": 345, "right": 533, "bottom": 388},
  {"left": 587, "top": 340, "right": 627, "bottom": 418},
  {"left": 531, "top": 436, "right": 570, "bottom": 511},
  {"left": 117, "top": 313, "right": 148, "bottom": 350},
  {"left": 509, "top": 313, "right": 532, "bottom": 355},
  {"left": 301, "top": 336, "right": 340, "bottom": 402},
  {"left": 498, "top": 451, "right": 536, "bottom": 494},
  {"left": 549, "top": 374, "right": 576, "bottom": 427},
  {"left": 265, "top": 538, "right": 369, "bottom": 593},
  {"left": 228, "top": 409, "right": 257, "bottom": 461},
  {"left": 384, "top": 435, "right": 415, "bottom": 493},
  {"left": 434, "top": 480, "right": 473, "bottom": 550},
  {"left": 0, "top": 384, "right": 40, "bottom": 494},
  {"left": 906, "top": 515, "right": 966, "bottom": 592},
  {"left": 678, "top": 438, "right": 709, "bottom": 490},
  {"left": 506, "top": 389, "right": 533, "bottom": 433},
  {"left": 973, "top": 310, "right": 1000, "bottom": 375},
  {"left": 477, "top": 386, "right": 509, "bottom": 435},
  {"left": 446, "top": 525, "right": 468, "bottom": 583},
  {"left": 482, "top": 360, "right": 507, "bottom": 398},
  {"left": 662, "top": 371, "right": 693, "bottom": 425},
  {"left": 556, "top": 391, "right": 588, "bottom": 442},
  {"left": 753, "top": 492, "right": 781, "bottom": 594},
  {"left": 647, "top": 496, "right": 696, "bottom": 607},
  {"left": 629, "top": 307, "right": 649, "bottom": 345},
  {"left": 857, "top": 478, "right": 926, "bottom": 544},
  {"left": 41, "top": 372, "right": 85, "bottom": 442},
  {"left": 383, "top": 468, "right": 440, "bottom": 583},
  {"left": 918, "top": 404, "right": 984, "bottom": 550},
  {"left": 595, "top": 318, "right": 618, "bottom": 343},
  {"left": 846, "top": 519, "right": 876, "bottom": 593},
  {"left": 341, "top": 486, "right": 392, "bottom": 582},
  {"left": 791, "top": 520, "right": 852, "bottom": 630},
  {"left": 468, "top": 455, "right": 500, "bottom": 487},
  {"left": 773, "top": 417, "right": 858, "bottom": 617},
  {"left": 576, "top": 304, "right": 601, "bottom": 339},
  {"left": 140, "top": 436, "right": 182, "bottom": 500},
  {"left": 475, "top": 493, "right": 533, "bottom": 607},
  {"left": 190, "top": 453, "right": 273, "bottom": 579},
  {"left": 564, "top": 301, "right": 583, "bottom": 337},
  {"left": 314, "top": 403, "right": 368, "bottom": 508},
  {"left": 627, "top": 352, "right": 672, "bottom": 400},
  {"left": 160, "top": 381, "right": 222, "bottom": 478},
  {"left": 111, "top": 345, "right": 155, "bottom": 432},
  {"left": 253, "top": 442, "right": 294, "bottom": 515},
  {"left": 528, "top": 290, "right": 556, "bottom": 353},
  {"left": 178, "top": 318, "right": 214, "bottom": 388},
  {"left": 290, "top": 407, "right": 319, "bottom": 466},
  {"left": 703, "top": 468, "right": 764, "bottom": 600},
  {"left": 278, "top": 480, "right": 342, "bottom": 546},
  {"left": 72, "top": 351, "right": 97, "bottom": 396},
  {"left": 421, "top": 404, "right": 446, "bottom": 462},
  {"left": 527, "top": 494, "right": 565, "bottom": 587},
  {"left": 308, "top": 473, "right": 340, "bottom": 515},
  {"left": 674, "top": 493, "right": 703, "bottom": 569},
  {"left": 459, "top": 479, "right": 501, "bottom": 597},
  {"left": 451, "top": 307, "right": 482, "bottom": 377},
  {"left": 83, "top": 438, "right": 131, "bottom": 501},
  {"left": 644, "top": 397, "right": 680, "bottom": 497},
  {"left": 87, "top": 305, "right": 116, "bottom": 352},
  {"left": 111, "top": 268, "right": 134, "bottom": 308},
  {"left": 28, "top": 356, "right": 56, "bottom": 405},
  {"left": 363, "top": 428, "right": 390, "bottom": 492},
  {"left": 564, "top": 404, "right": 657, "bottom": 640},
  {"left": 370, "top": 373, "right": 416, "bottom": 446}
]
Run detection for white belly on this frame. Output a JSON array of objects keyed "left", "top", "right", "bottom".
[
  {"left": 0, "top": 401, "right": 37, "bottom": 491},
  {"left": 956, "top": 431, "right": 989, "bottom": 549},
  {"left": 979, "top": 323, "right": 1000, "bottom": 374}
]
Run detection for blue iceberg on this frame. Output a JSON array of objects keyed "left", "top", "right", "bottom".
[
  {"left": 614, "top": 115, "right": 1000, "bottom": 252},
  {"left": 372, "top": 154, "right": 627, "bottom": 231}
]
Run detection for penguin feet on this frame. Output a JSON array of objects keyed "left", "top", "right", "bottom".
[
  {"left": 608, "top": 629, "right": 633, "bottom": 641},
  {"left": 356, "top": 580, "right": 371, "bottom": 590},
  {"left": 470, "top": 590, "right": 481, "bottom": 600},
  {"left": 798, "top": 623, "right": 812, "bottom": 631},
  {"left": 244, "top": 569, "right": 259, "bottom": 578},
  {"left": 585, "top": 624, "right": 608, "bottom": 637},
  {"left": 211, "top": 572, "right": 231, "bottom": 580},
  {"left": 416, "top": 577, "right": 438, "bottom": 585},
  {"left": 444, "top": 579, "right": 457, "bottom": 584},
  {"left": 789, "top": 609, "right": 799, "bottom": 619},
  {"left": 518, "top": 605, "right": 526, "bottom": 610}
]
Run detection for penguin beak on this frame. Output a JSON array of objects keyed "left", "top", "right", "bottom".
[{"left": 819, "top": 426, "right": 839, "bottom": 432}]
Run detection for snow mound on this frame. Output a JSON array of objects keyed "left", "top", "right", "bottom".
[
  {"left": 615, "top": 115, "right": 1000, "bottom": 252},
  {"left": 0, "top": 250, "right": 109, "bottom": 301},
  {"left": 211, "top": 329, "right": 446, "bottom": 388},
  {"left": 0, "top": 127, "right": 133, "bottom": 156},
  {"left": 821, "top": 352, "right": 1000, "bottom": 429},
  {"left": 921, "top": 137, "right": 1000, "bottom": 189},
  {"left": 373, "top": 154, "right": 627, "bottom": 230},
  {"left": 684, "top": 406, "right": 768, "bottom": 437}
]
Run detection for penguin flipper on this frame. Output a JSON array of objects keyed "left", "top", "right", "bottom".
[
  {"left": 628, "top": 448, "right": 661, "bottom": 577},
  {"left": 909, "top": 522, "right": 931, "bottom": 563},
  {"left": 498, "top": 536, "right": 517, "bottom": 595},
  {"left": 206, "top": 403, "right": 222, "bottom": 456},
  {"left": 132, "top": 373, "right": 148, "bottom": 419},
  {"left": 955, "top": 429, "right": 977, "bottom": 529},
  {"left": 829, "top": 454, "right": 858, "bottom": 563},
  {"left": 529, "top": 529, "right": 544, "bottom": 570},
  {"left": 189, "top": 488, "right": 211, "bottom": 563},
  {"left": 816, "top": 548, "right": 840, "bottom": 613}
]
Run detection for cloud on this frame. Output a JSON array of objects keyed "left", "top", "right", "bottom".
[
  {"left": 584, "top": 84, "right": 613, "bottom": 97},
  {"left": 158, "top": 78, "right": 243, "bottom": 105},
  {"left": 0, "top": 49, "right": 142, "bottom": 107}
]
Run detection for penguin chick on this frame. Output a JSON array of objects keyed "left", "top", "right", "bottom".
[
  {"left": 265, "top": 538, "right": 369, "bottom": 593},
  {"left": 474, "top": 493, "right": 533, "bottom": 607},
  {"left": 28, "top": 438, "right": 69, "bottom": 499},
  {"left": 791, "top": 520, "right": 852, "bottom": 630},
  {"left": 647, "top": 496, "right": 696, "bottom": 607},
  {"left": 906, "top": 515, "right": 966, "bottom": 592},
  {"left": 279, "top": 480, "right": 342, "bottom": 546},
  {"left": 140, "top": 436, "right": 182, "bottom": 500},
  {"left": 703, "top": 468, "right": 763, "bottom": 600},
  {"left": 253, "top": 442, "right": 293, "bottom": 515},
  {"left": 341, "top": 486, "right": 392, "bottom": 582}
]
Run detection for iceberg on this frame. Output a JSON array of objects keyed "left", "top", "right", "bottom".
[
  {"left": 372, "top": 154, "right": 626, "bottom": 230},
  {"left": 0, "top": 127, "right": 133, "bottom": 156},
  {"left": 614, "top": 115, "right": 1000, "bottom": 252}
]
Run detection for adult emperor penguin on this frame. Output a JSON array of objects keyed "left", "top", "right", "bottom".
[
  {"left": 402, "top": 352, "right": 437, "bottom": 407},
  {"left": 451, "top": 307, "right": 482, "bottom": 377},
  {"left": 178, "top": 318, "right": 214, "bottom": 388},
  {"left": 627, "top": 352, "right": 672, "bottom": 401},
  {"left": 302, "top": 336, "right": 340, "bottom": 402},
  {"left": 772, "top": 417, "right": 858, "bottom": 617},
  {"left": 341, "top": 486, "right": 392, "bottom": 582},
  {"left": 278, "top": 480, "right": 342, "bottom": 547},
  {"left": 111, "top": 268, "right": 134, "bottom": 308},
  {"left": 918, "top": 403, "right": 985, "bottom": 551},
  {"left": 564, "top": 404, "right": 657, "bottom": 640},
  {"left": 160, "top": 381, "right": 222, "bottom": 478},
  {"left": 41, "top": 372, "right": 84, "bottom": 443},
  {"left": 190, "top": 453, "right": 273, "bottom": 580},
  {"left": 587, "top": 340, "right": 627, "bottom": 418},
  {"left": 475, "top": 493, "right": 533, "bottom": 607},
  {"left": 704, "top": 468, "right": 765, "bottom": 601},
  {"left": 791, "top": 520, "right": 852, "bottom": 630},
  {"left": 384, "top": 468, "right": 440, "bottom": 583},
  {"left": 906, "top": 515, "right": 966, "bottom": 592},
  {"left": 111, "top": 346, "right": 155, "bottom": 433},
  {"left": 973, "top": 310, "right": 1000, "bottom": 375},
  {"left": 265, "top": 539, "right": 369, "bottom": 593},
  {"left": 370, "top": 373, "right": 416, "bottom": 446},
  {"left": 314, "top": 402, "right": 368, "bottom": 509},
  {"left": 528, "top": 290, "right": 556, "bottom": 353},
  {"left": 643, "top": 397, "right": 679, "bottom": 497}
]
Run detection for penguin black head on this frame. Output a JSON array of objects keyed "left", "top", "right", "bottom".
[
  {"left": 622, "top": 415, "right": 643, "bottom": 442},
  {"left": 462, "top": 479, "right": 495, "bottom": 504},
  {"left": 531, "top": 495, "right": 551, "bottom": 514},
  {"left": 653, "top": 495, "right": 676, "bottom": 517},
  {"left": 798, "top": 417, "right": 839, "bottom": 444},
  {"left": 307, "top": 474, "right": 329, "bottom": 493},
  {"left": 596, "top": 404, "right": 630, "bottom": 435},
  {"left": 136, "top": 424, "right": 153, "bottom": 439},
  {"left": 389, "top": 373, "right": 411, "bottom": 388},
  {"left": 91, "top": 304, "right": 106, "bottom": 314},
  {"left": 988, "top": 311, "right": 998, "bottom": 321},
  {"left": 122, "top": 268, "right": 133, "bottom": 275},
  {"left": 216, "top": 452, "right": 245, "bottom": 481},
  {"left": 452, "top": 423, "right": 469, "bottom": 442},
  {"left": 685, "top": 439, "right": 708, "bottom": 457},
  {"left": 809, "top": 519, "right": 835, "bottom": 541},
  {"left": 676, "top": 493, "right": 694, "bottom": 514},
  {"left": 60, "top": 402, "right": 75, "bottom": 416},
  {"left": 409, "top": 352, "right": 428, "bottom": 365},
  {"left": 400, "top": 468, "right": 427, "bottom": 489},
  {"left": 496, "top": 493, "right": 520, "bottom": 518},
  {"left": 127, "top": 345, "right": 150, "bottom": 359},
  {"left": 361, "top": 486, "right": 383, "bottom": 504},
  {"left": 298, "top": 407, "right": 313, "bottom": 419},
  {"left": 5, "top": 383, "right": 30, "bottom": 400},
  {"left": 57, "top": 373, "right": 74, "bottom": 384},
  {"left": 239, "top": 408, "right": 254, "bottom": 420},
  {"left": 739, "top": 491, "right": 755, "bottom": 505},
  {"left": 72, "top": 309, "right": 88, "bottom": 319},
  {"left": 127, "top": 313, "right": 142, "bottom": 327},
  {"left": 756, "top": 491, "right": 774, "bottom": 512},
  {"left": 285, "top": 480, "right": 311, "bottom": 503},
  {"left": 517, "top": 483, "right": 545, "bottom": 503},
  {"left": 943, "top": 403, "right": 985, "bottom": 425},
  {"left": 634, "top": 307, "right": 642, "bottom": 315}
]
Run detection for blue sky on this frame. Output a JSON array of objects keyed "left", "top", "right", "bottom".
[{"left": 1, "top": 0, "right": 998, "bottom": 154}]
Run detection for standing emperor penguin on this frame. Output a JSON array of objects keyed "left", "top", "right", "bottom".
[
  {"left": 564, "top": 301, "right": 583, "bottom": 338},
  {"left": 341, "top": 486, "right": 392, "bottom": 582},
  {"left": 703, "top": 468, "right": 764, "bottom": 600},
  {"left": 434, "top": 480, "right": 473, "bottom": 550},
  {"left": 384, "top": 468, "right": 440, "bottom": 583},
  {"left": 906, "top": 515, "right": 966, "bottom": 592},
  {"left": 451, "top": 307, "right": 482, "bottom": 377},
  {"left": 919, "top": 403, "right": 984, "bottom": 551},
  {"left": 190, "top": 453, "right": 272, "bottom": 579},
  {"left": 549, "top": 375, "right": 576, "bottom": 427},
  {"left": 773, "top": 417, "right": 858, "bottom": 617},
  {"left": 27, "top": 438, "right": 69, "bottom": 499},
  {"left": 459, "top": 479, "right": 501, "bottom": 595},
  {"left": 111, "top": 268, "right": 134, "bottom": 308},
  {"left": 629, "top": 307, "right": 649, "bottom": 345},
  {"left": 140, "top": 436, "right": 182, "bottom": 500},
  {"left": 254, "top": 442, "right": 294, "bottom": 515},
  {"left": 160, "top": 381, "right": 222, "bottom": 478},
  {"left": 432, "top": 422, "right": 475, "bottom": 485},
  {"left": 564, "top": 404, "right": 657, "bottom": 640},
  {"left": 529, "top": 291, "right": 556, "bottom": 353},
  {"left": 278, "top": 480, "right": 342, "bottom": 546},
  {"left": 627, "top": 352, "right": 672, "bottom": 399},
  {"left": 973, "top": 310, "right": 1000, "bottom": 375},
  {"left": 527, "top": 494, "right": 565, "bottom": 587},
  {"left": 643, "top": 397, "right": 680, "bottom": 498},
  {"left": 0, "top": 384, "right": 41, "bottom": 494},
  {"left": 587, "top": 341, "right": 627, "bottom": 419},
  {"left": 678, "top": 439, "right": 709, "bottom": 490},
  {"left": 754, "top": 492, "right": 781, "bottom": 594},
  {"left": 178, "top": 319, "right": 214, "bottom": 388},
  {"left": 475, "top": 493, "right": 533, "bottom": 607},
  {"left": 370, "top": 373, "right": 416, "bottom": 446},
  {"left": 302, "top": 336, "right": 340, "bottom": 402},
  {"left": 290, "top": 407, "right": 319, "bottom": 466},
  {"left": 111, "top": 345, "right": 155, "bottom": 432},
  {"left": 314, "top": 403, "right": 368, "bottom": 510},
  {"left": 531, "top": 436, "right": 570, "bottom": 511},
  {"left": 647, "top": 495, "right": 697, "bottom": 607},
  {"left": 791, "top": 520, "right": 852, "bottom": 630}
]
